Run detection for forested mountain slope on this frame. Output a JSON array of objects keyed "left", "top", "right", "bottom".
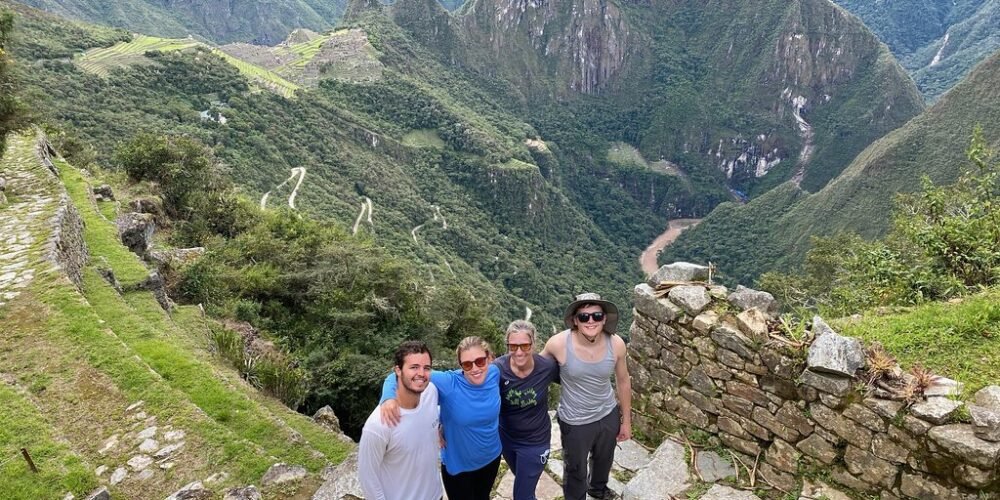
[
  {"left": 663, "top": 50, "right": 1000, "bottom": 285},
  {"left": 15, "top": 0, "right": 346, "bottom": 44},
  {"left": 832, "top": 0, "right": 1000, "bottom": 100}
]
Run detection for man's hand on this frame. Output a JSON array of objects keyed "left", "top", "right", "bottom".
[
  {"left": 380, "top": 399, "right": 401, "bottom": 427},
  {"left": 616, "top": 422, "right": 632, "bottom": 442}
]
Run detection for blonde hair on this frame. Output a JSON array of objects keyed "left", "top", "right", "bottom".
[
  {"left": 456, "top": 336, "right": 492, "bottom": 360},
  {"left": 505, "top": 319, "right": 536, "bottom": 344}
]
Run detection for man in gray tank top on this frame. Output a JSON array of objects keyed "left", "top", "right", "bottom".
[{"left": 541, "top": 293, "right": 632, "bottom": 500}]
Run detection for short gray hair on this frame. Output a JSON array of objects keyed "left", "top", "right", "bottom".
[{"left": 505, "top": 319, "right": 536, "bottom": 343}]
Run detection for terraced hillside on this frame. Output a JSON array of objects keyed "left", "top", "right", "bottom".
[
  {"left": 0, "top": 132, "right": 353, "bottom": 498},
  {"left": 75, "top": 34, "right": 300, "bottom": 98}
]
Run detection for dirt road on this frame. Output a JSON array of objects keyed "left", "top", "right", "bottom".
[{"left": 639, "top": 218, "right": 702, "bottom": 276}]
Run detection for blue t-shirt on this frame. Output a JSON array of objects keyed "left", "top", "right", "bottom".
[
  {"left": 381, "top": 365, "right": 501, "bottom": 474},
  {"left": 495, "top": 354, "right": 560, "bottom": 447}
]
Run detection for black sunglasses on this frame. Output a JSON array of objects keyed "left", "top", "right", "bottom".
[{"left": 576, "top": 312, "right": 606, "bottom": 323}]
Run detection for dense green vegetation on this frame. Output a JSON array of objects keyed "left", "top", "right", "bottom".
[
  {"left": 14, "top": 0, "right": 345, "bottom": 44},
  {"left": 664, "top": 52, "right": 1000, "bottom": 286},
  {"left": 833, "top": 0, "right": 999, "bottom": 100}
]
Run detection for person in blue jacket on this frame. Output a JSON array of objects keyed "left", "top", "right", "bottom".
[
  {"left": 495, "top": 320, "right": 560, "bottom": 500},
  {"left": 380, "top": 336, "right": 502, "bottom": 500}
]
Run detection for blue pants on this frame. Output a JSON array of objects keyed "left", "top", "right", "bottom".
[{"left": 502, "top": 441, "right": 551, "bottom": 500}]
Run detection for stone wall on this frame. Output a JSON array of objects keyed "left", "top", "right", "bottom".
[
  {"left": 36, "top": 135, "right": 88, "bottom": 288},
  {"left": 628, "top": 264, "right": 1000, "bottom": 499}
]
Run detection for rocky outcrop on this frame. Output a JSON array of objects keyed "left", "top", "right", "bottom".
[
  {"left": 630, "top": 262, "right": 1000, "bottom": 498},
  {"left": 116, "top": 212, "right": 155, "bottom": 256}
]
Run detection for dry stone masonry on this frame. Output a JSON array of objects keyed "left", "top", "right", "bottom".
[{"left": 630, "top": 262, "right": 1000, "bottom": 499}]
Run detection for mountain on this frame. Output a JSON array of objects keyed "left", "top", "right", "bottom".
[
  {"left": 662, "top": 50, "right": 1000, "bottom": 285},
  {"left": 832, "top": 0, "right": 1000, "bottom": 100},
  {"left": 15, "top": 0, "right": 346, "bottom": 44}
]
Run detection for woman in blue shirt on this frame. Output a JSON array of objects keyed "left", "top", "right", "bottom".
[{"left": 381, "top": 336, "right": 502, "bottom": 500}]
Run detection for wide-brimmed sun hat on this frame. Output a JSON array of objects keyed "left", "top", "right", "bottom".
[{"left": 562, "top": 292, "right": 619, "bottom": 335}]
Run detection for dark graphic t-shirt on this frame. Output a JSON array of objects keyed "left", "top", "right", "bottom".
[{"left": 495, "top": 354, "right": 560, "bottom": 446}]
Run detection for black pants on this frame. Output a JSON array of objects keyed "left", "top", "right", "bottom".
[
  {"left": 558, "top": 407, "right": 620, "bottom": 500},
  {"left": 441, "top": 454, "right": 502, "bottom": 500}
]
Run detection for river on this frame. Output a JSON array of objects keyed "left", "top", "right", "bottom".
[{"left": 639, "top": 218, "right": 702, "bottom": 276}]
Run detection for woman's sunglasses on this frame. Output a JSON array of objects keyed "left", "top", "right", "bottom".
[
  {"left": 460, "top": 356, "right": 488, "bottom": 371},
  {"left": 576, "top": 312, "right": 606, "bottom": 323},
  {"left": 507, "top": 343, "right": 532, "bottom": 353}
]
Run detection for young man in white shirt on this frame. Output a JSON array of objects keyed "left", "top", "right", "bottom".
[{"left": 359, "top": 340, "right": 442, "bottom": 500}]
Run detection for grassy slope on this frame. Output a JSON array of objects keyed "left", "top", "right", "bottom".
[
  {"left": 0, "top": 134, "right": 351, "bottom": 498},
  {"left": 832, "top": 289, "right": 1000, "bottom": 395},
  {"left": 663, "top": 51, "right": 1000, "bottom": 285}
]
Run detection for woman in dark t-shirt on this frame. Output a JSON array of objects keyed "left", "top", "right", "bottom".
[{"left": 494, "top": 319, "right": 560, "bottom": 500}]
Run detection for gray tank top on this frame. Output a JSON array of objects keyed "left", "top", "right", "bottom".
[{"left": 556, "top": 330, "right": 618, "bottom": 425}]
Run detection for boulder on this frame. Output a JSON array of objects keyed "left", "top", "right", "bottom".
[
  {"left": 165, "top": 481, "right": 212, "bottom": 500},
  {"left": 621, "top": 439, "right": 689, "bottom": 500},
  {"left": 116, "top": 212, "right": 155, "bottom": 256},
  {"left": 312, "top": 452, "right": 363, "bottom": 500},
  {"left": 736, "top": 308, "right": 769, "bottom": 339},
  {"left": 647, "top": 262, "right": 710, "bottom": 285},
  {"left": 261, "top": 463, "right": 307, "bottom": 486},
  {"left": 312, "top": 406, "right": 343, "bottom": 434},
  {"left": 696, "top": 450, "right": 736, "bottom": 482},
  {"left": 969, "top": 405, "right": 1000, "bottom": 442},
  {"left": 612, "top": 439, "right": 652, "bottom": 472},
  {"left": 727, "top": 285, "right": 779, "bottom": 317},
  {"left": 667, "top": 285, "right": 710, "bottom": 316},
  {"left": 975, "top": 385, "right": 1000, "bottom": 410},
  {"left": 924, "top": 376, "right": 964, "bottom": 397},
  {"left": 806, "top": 317, "right": 864, "bottom": 377},
  {"left": 93, "top": 184, "right": 114, "bottom": 200},
  {"left": 223, "top": 486, "right": 262, "bottom": 500}
]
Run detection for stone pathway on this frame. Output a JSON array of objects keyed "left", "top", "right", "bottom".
[{"left": 0, "top": 134, "right": 61, "bottom": 309}]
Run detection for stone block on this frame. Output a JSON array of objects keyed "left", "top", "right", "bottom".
[
  {"left": 776, "top": 403, "right": 814, "bottom": 437},
  {"left": 719, "top": 432, "right": 761, "bottom": 456},
  {"left": 621, "top": 439, "right": 690, "bottom": 500},
  {"left": 650, "top": 368, "right": 681, "bottom": 390},
  {"left": 799, "top": 369, "right": 852, "bottom": 397},
  {"left": 807, "top": 317, "right": 865, "bottom": 377},
  {"left": 864, "top": 398, "right": 904, "bottom": 420},
  {"left": 744, "top": 361, "right": 768, "bottom": 376},
  {"left": 819, "top": 393, "right": 845, "bottom": 409},
  {"left": 674, "top": 397, "right": 710, "bottom": 430},
  {"left": 975, "top": 385, "right": 1000, "bottom": 410},
  {"left": 757, "top": 462, "right": 797, "bottom": 492},
  {"left": 901, "top": 415, "right": 933, "bottom": 436},
  {"left": 680, "top": 387, "right": 719, "bottom": 414},
  {"left": 829, "top": 467, "right": 872, "bottom": 492},
  {"left": 711, "top": 326, "right": 757, "bottom": 360},
  {"left": 796, "top": 434, "right": 839, "bottom": 464},
  {"left": 736, "top": 308, "right": 769, "bottom": 339},
  {"left": 692, "top": 336, "right": 716, "bottom": 357},
  {"left": 692, "top": 311, "right": 719, "bottom": 334},
  {"left": 684, "top": 366, "right": 716, "bottom": 396},
  {"left": 661, "top": 348, "right": 691, "bottom": 377},
  {"left": 924, "top": 376, "right": 964, "bottom": 397},
  {"left": 970, "top": 404, "right": 1000, "bottom": 442},
  {"left": 727, "top": 285, "right": 779, "bottom": 317},
  {"left": 699, "top": 359, "right": 732, "bottom": 381},
  {"left": 726, "top": 380, "right": 770, "bottom": 407},
  {"left": 844, "top": 445, "right": 898, "bottom": 489},
  {"left": 721, "top": 394, "right": 755, "bottom": 419},
  {"left": 811, "top": 403, "right": 873, "bottom": 448},
  {"left": 633, "top": 284, "right": 682, "bottom": 324},
  {"left": 655, "top": 323, "right": 685, "bottom": 344},
  {"left": 682, "top": 347, "right": 699, "bottom": 364},
  {"left": 696, "top": 451, "right": 736, "bottom": 483},
  {"left": 717, "top": 415, "right": 750, "bottom": 440},
  {"left": 765, "top": 439, "right": 800, "bottom": 474},
  {"left": 261, "top": 463, "right": 307, "bottom": 486},
  {"left": 872, "top": 433, "right": 909, "bottom": 464},
  {"left": 927, "top": 424, "right": 1000, "bottom": 469},
  {"left": 953, "top": 463, "right": 994, "bottom": 489},
  {"left": 752, "top": 406, "right": 800, "bottom": 442},
  {"left": 716, "top": 348, "right": 745, "bottom": 369},
  {"left": 668, "top": 285, "right": 711, "bottom": 316},
  {"left": 843, "top": 403, "right": 887, "bottom": 432},
  {"left": 888, "top": 425, "right": 920, "bottom": 451},
  {"left": 900, "top": 473, "right": 965, "bottom": 500},
  {"left": 761, "top": 348, "right": 801, "bottom": 379},
  {"left": 648, "top": 262, "right": 710, "bottom": 286},
  {"left": 910, "top": 397, "right": 963, "bottom": 425},
  {"left": 760, "top": 374, "right": 798, "bottom": 400}
]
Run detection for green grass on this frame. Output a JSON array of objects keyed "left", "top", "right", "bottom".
[
  {"left": 832, "top": 288, "right": 1000, "bottom": 395},
  {"left": 608, "top": 142, "right": 648, "bottom": 168},
  {"left": 76, "top": 34, "right": 200, "bottom": 76},
  {"left": 212, "top": 49, "right": 300, "bottom": 98},
  {"left": 0, "top": 384, "right": 97, "bottom": 500},
  {"left": 402, "top": 129, "right": 445, "bottom": 149}
]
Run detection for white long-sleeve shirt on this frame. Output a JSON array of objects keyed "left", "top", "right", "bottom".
[{"left": 358, "top": 383, "right": 442, "bottom": 500}]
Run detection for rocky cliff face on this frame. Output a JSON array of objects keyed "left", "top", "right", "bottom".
[{"left": 459, "top": 0, "right": 634, "bottom": 95}]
